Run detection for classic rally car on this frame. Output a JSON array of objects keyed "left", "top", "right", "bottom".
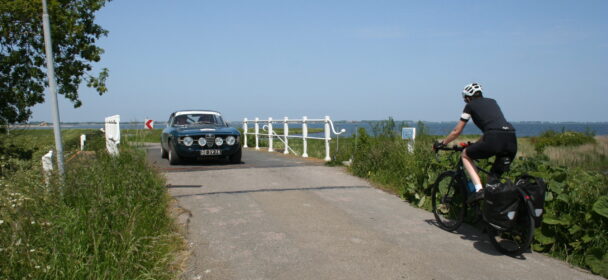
[{"left": 160, "top": 110, "right": 242, "bottom": 165}]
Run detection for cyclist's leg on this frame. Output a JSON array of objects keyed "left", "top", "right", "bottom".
[
  {"left": 463, "top": 138, "right": 494, "bottom": 190},
  {"left": 490, "top": 155, "right": 513, "bottom": 177},
  {"left": 462, "top": 150, "right": 481, "bottom": 186},
  {"left": 490, "top": 132, "right": 518, "bottom": 177}
]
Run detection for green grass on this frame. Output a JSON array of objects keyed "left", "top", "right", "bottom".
[
  {"left": 122, "top": 129, "right": 163, "bottom": 143},
  {"left": 0, "top": 129, "right": 105, "bottom": 176},
  {"left": 0, "top": 130, "right": 184, "bottom": 279}
]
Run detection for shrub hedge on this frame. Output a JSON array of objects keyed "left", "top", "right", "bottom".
[{"left": 531, "top": 130, "right": 596, "bottom": 153}]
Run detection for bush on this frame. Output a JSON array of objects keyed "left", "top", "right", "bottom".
[
  {"left": 511, "top": 157, "right": 608, "bottom": 276},
  {"left": 349, "top": 121, "right": 443, "bottom": 207},
  {"left": 532, "top": 130, "right": 596, "bottom": 153}
]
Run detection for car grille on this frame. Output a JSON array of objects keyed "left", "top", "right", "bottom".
[{"left": 205, "top": 134, "right": 215, "bottom": 147}]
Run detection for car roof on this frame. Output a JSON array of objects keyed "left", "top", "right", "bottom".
[{"left": 173, "top": 110, "right": 221, "bottom": 116}]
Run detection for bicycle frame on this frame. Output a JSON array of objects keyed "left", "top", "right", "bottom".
[
  {"left": 433, "top": 146, "right": 493, "bottom": 199},
  {"left": 431, "top": 144, "right": 536, "bottom": 255}
]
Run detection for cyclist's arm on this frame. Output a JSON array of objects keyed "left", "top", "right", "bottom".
[{"left": 441, "top": 120, "right": 466, "bottom": 145}]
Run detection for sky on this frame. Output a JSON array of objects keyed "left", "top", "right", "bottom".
[{"left": 31, "top": 0, "right": 608, "bottom": 123}]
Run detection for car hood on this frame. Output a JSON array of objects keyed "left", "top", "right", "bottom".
[{"left": 175, "top": 126, "right": 239, "bottom": 135}]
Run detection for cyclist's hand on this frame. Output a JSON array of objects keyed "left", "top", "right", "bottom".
[{"left": 433, "top": 141, "right": 445, "bottom": 151}]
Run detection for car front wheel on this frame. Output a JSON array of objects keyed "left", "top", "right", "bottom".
[
  {"left": 168, "top": 145, "right": 181, "bottom": 165},
  {"left": 161, "top": 145, "right": 168, "bottom": 159}
]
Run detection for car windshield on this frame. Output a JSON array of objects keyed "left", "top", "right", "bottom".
[{"left": 173, "top": 113, "right": 225, "bottom": 127}]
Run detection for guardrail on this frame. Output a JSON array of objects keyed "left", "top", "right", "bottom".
[{"left": 242, "top": 116, "right": 346, "bottom": 161}]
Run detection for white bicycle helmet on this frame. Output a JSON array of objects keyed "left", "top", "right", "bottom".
[{"left": 462, "top": 83, "right": 482, "bottom": 98}]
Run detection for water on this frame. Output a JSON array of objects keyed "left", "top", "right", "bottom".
[
  {"left": 237, "top": 121, "right": 608, "bottom": 137},
  {"left": 14, "top": 121, "right": 608, "bottom": 137}
]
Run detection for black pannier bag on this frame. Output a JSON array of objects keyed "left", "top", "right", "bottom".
[
  {"left": 483, "top": 179, "right": 520, "bottom": 230},
  {"left": 516, "top": 174, "right": 546, "bottom": 228}
]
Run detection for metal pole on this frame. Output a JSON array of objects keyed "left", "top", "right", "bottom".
[
  {"left": 42, "top": 0, "right": 65, "bottom": 176},
  {"left": 242, "top": 118, "right": 248, "bottom": 148},
  {"left": 254, "top": 117, "right": 260, "bottom": 150},
  {"left": 324, "top": 116, "right": 331, "bottom": 161},
  {"left": 283, "top": 117, "right": 289, "bottom": 154},
  {"left": 302, "top": 116, "right": 308, "bottom": 158},
  {"left": 268, "top": 117, "right": 273, "bottom": 152}
]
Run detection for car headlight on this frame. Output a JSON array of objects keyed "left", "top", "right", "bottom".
[
  {"left": 226, "top": 136, "right": 236, "bottom": 146},
  {"left": 215, "top": 137, "right": 224, "bottom": 146},
  {"left": 183, "top": 136, "right": 194, "bottom": 146},
  {"left": 198, "top": 137, "right": 207, "bottom": 146}
]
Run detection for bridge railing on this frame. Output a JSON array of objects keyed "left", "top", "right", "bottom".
[{"left": 242, "top": 116, "right": 346, "bottom": 161}]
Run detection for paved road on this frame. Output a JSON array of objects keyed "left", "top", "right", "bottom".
[{"left": 146, "top": 144, "right": 603, "bottom": 280}]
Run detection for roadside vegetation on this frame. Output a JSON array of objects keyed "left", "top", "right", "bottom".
[
  {"left": 122, "top": 128, "right": 163, "bottom": 144},
  {"left": 7, "top": 123, "right": 604, "bottom": 277},
  {"left": 249, "top": 119, "right": 608, "bottom": 277},
  {"left": 0, "top": 129, "right": 183, "bottom": 279}
]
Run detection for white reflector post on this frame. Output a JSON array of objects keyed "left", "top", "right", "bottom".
[
  {"left": 80, "top": 134, "right": 86, "bottom": 151},
  {"left": 105, "top": 115, "right": 121, "bottom": 156},
  {"left": 41, "top": 150, "right": 54, "bottom": 185}
]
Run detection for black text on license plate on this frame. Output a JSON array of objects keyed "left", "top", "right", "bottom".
[{"left": 201, "top": 149, "right": 221, "bottom": 156}]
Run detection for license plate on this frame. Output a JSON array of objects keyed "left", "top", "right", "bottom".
[{"left": 200, "top": 149, "right": 221, "bottom": 156}]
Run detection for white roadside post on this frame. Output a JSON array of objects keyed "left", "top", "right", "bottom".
[
  {"left": 41, "top": 150, "right": 53, "bottom": 185},
  {"left": 302, "top": 116, "right": 308, "bottom": 158},
  {"left": 283, "top": 117, "right": 289, "bottom": 154},
  {"left": 243, "top": 118, "right": 248, "bottom": 148},
  {"left": 268, "top": 117, "right": 274, "bottom": 152},
  {"left": 324, "top": 116, "right": 331, "bottom": 161},
  {"left": 254, "top": 117, "right": 260, "bottom": 150},
  {"left": 105, "top": 115, "right": 120, "bottom": 156},
  {"left": 80, "top": 134, "right": 86, "bottom": 151}
]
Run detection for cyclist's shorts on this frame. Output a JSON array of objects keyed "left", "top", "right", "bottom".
[{"left": 466, "top": 130, "right": 517, "bottom": 161}]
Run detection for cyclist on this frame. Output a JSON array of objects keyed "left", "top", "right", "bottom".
[{"left": 433, "top": 83, "right": 517, "bottom": 203}]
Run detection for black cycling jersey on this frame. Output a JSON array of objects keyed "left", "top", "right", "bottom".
[{"left": 460, "top": 97, "right": 514, "bottom": 133}]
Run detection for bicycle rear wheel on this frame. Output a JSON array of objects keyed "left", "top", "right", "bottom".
[
  {"left": 431, "top": 171, "right": 466, "bottom": 231},
  {"left": 487, "top": 199, "right": 535, "bottom": 255}
]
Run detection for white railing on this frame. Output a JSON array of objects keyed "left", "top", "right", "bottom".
[{"left": 242, "top": 116, "right": 346, "bottom": 161}]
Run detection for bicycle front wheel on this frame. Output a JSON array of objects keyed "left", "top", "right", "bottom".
[
  {"left": 431, "top": 171, "right": 466, "bottom": 231},
  {"left": 487, "top": 199, "right": 535, "bottom": 255}
]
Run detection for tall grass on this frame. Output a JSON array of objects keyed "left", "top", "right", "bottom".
[
  {"left": 543, "top": 136, "right": 608, "bottom": 170},
  {"left": 0, "top": 131, "right": 183, "bottom": 279}
]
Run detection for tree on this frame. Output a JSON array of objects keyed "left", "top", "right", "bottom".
[{"left": 0, "top": 0, "right": 110, "bottom": 125}]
